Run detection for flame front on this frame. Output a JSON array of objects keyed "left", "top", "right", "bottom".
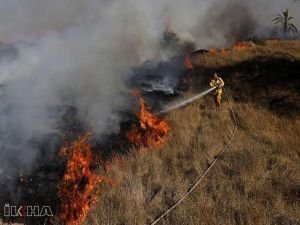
[
  {"left": 58, "top": 133, "right": 104, "bottom": 225},
  {"left": 127, "top": 92, "right": 170, "bottom": 148},
  {"left": 233, "top": 42, "right": 253, "bottom": 50},
  {"left": 206, "top": 42, "right": 253, "bottom": 56},
  {"left": 184, "top": 55, "right": 194, "bottom": 70}
]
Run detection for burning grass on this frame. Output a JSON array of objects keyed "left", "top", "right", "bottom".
[
  {"left": 232, "top": 41, "right": 254, "bottom": 50},
  {"left": 192, "top": 40, "right": 300, "bottom": 68},
  {"left": 126, "top": 91, "right": 170, "bottom": 148},
  {"left": 58, "top": 133, "right": 106, "bottom": 225},
  {"left": 184, "top": 55, "right": 194, "bottom": 70},
  {"left": 205, "top": 41, "right": 254, "bottom": 57},
  {"left": 56, "top": 91, "right": 170, "bottom": 225}
]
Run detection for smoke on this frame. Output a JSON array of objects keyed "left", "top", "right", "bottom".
[
  {"left": 0, "top": 0, "right": 299, "bottom": 183},
  {"left": 202, "top": 1, "right": 256, "bottom": 44}
]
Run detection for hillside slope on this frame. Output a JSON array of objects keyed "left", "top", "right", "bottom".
[{"left": 87, "top": 40, "right": 300, "bottom": 225}]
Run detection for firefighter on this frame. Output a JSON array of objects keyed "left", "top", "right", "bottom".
[{"left": 210, "top": 73, "right": 225, "bottom": 107}]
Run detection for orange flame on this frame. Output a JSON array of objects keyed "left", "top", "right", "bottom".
[
  {"left": 233, "top": 42, "right": 253, "bottom": 50},
  {"left": 58, "top": 133, "right": 105, "bottom": 225},
  {"left": 205, "top": 42, "right": 253, "bottom": 56},
  {"left": 184, "top": 55, "right": 194, "bottom": 70},
  {"left": 127, "top": 92, "right": 170, "bottom": 148}
]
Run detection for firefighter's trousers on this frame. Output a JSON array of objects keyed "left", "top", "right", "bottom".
[{"left": 214, "top": 91, "right": 222, "bottom": 107}]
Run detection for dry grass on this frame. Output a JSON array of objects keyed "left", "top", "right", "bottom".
[
  {"left": 87, "top": 97, "right": 300, "bottom": 225},
  {"left": 193, "top": 40, "right": 300, "bottom": 68},
  {"left": 1, "top": 41, "right": 299, "bottom": 225},
  {"left": 85, "top": 40, "right": 300, "bottom": 225}
]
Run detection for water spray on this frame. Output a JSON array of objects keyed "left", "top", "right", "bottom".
[{"left": 158, "top": 86, "right": 216, "bottom": 115}]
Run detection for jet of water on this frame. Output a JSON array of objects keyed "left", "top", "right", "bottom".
[{"left": 158, "top": 87, "right": 216, "bottom": 114}]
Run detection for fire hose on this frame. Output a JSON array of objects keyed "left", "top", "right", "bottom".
[{"left": 150, "top": 88, "right": 238, "bottom": 225}]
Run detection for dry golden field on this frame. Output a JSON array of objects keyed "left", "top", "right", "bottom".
[{"left": 86, "top": 40, "right": 300, "bottom": 225}]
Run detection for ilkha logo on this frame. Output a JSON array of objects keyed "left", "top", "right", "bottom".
[{"left": 4, "top": 204, "right": 53, "bottom": 217}]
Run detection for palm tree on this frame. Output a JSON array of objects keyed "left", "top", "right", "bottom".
[{"left": 273, "top": 9, "right": 298, "bottom": 34}]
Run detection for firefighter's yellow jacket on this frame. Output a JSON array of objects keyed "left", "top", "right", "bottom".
[{"left": 210, "top": 77, "right": 225, "bottom": 95}]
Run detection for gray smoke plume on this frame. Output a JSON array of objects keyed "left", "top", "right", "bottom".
[{"left": 0, "top": 0, "right": 299, "bottom": 182}]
